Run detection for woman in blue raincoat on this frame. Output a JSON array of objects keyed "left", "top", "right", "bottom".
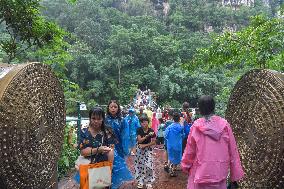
[{"left": 105, "top": 99, "right": 134, "bottom": 189}]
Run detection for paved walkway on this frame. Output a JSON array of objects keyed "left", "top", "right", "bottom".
[{"left": 59, "top": 146, "right": 188, "bottom": 189}]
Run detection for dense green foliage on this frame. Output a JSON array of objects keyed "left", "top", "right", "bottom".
[
  {"left": 188, "top": 14, "right": 284, "bottom": 71},
  {"left": 0, "top": 0, "right": 71, "bottom": 73},
  {"left": 38, "top": 0, "right": 279, "bottom": 112},
  {"left": 0, "top": 0, "right": 282, "bottom": 114},
  {"left": 58, "top": 124, "right": 79, "bottom": 179}
]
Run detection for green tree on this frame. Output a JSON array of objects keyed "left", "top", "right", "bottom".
[
  {"left": 39, "top": 0, "right": 281, "bottom": 110},
  {"left": 0, "top": 0, "right": 69, "bottom": 66},
  {"left": 188, "top": 15, "right": 284, "bottom": 71}
]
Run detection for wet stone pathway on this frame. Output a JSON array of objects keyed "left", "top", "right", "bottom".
[{"left": 58, "top": 146, "right": 188, "bottom": 189}]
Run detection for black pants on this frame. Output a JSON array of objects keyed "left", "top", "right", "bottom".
[
  {"left": 182, "top": 137, "right": 187, "bottom": 154},
  {"left": 156, "top": 137, "right": 164, "bottom": 145}
]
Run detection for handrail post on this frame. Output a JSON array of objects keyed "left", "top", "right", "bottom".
[{"left": 76, "top": 101, "right": 81, "bottom": 146}]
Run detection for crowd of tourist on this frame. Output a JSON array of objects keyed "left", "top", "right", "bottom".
[{"left": 74, "top": 93, "right": 244, "bottom": 189}]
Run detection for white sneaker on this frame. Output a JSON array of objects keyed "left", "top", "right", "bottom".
[
  {"left": 137, "top": 183, "right": 143, "bottom": 189},
  {"left": 146, "top": 184, "right": 153, "bottom": 189}
]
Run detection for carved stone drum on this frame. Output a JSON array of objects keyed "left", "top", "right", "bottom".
[
  {"left": 0, "top": 63, "right": 65, "bottom": 188},
  {"left": 226, "top": 69, "right": 284, "bottom": 188}
]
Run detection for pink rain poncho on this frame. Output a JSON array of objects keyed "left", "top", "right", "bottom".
[
  {"left": 181, "top": 115, "right": 244, "bottom": 189},
  {"left": 151, "top": 112, "right": 159, "bottom": 134}
]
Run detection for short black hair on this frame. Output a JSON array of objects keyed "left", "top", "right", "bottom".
[
  {"left": 139, "top": 113, "right": 149, "bottom": 123},
  {"left": 182, "top": 102, "right": 190, "bottom": 110},
  {"left": 198, "top": 95, "right": 215, "bottom": 116},
  {"left": 89, "top": 107, "right": 106, "bottom": 131},
  {"left": 173, "top": 111, "right": 180, "bottom": 122},
  {"left": 158, "top": 118, "right": 164, "bottom": 123},
  {"left": 168, "top": 109, "right": 174, "bottom": 117}
]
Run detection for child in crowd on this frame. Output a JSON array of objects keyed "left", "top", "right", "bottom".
[
  {"left": 165, "top": 112, "right": 185, "bottom": 177},
  {"left": 125, "top": 108, "right": 140, "bottom": 155},
  {"left": 181, "top": 102, "right": 193, "bottom": 154},
  {"left": 163, "top": 110, "right": 174, "bottom": 172},
  {"left": 135, "top": 114, "right": 156, "bottom": 189},
  {"left": 156, "top": 118, "right": 165, "bottom": 145}
]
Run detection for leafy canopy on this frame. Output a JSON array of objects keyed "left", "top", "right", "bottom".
[
  {"left": 187, "top": 14, "right": 284, "bottom": 72},
  {"left": 0, "top": 0, "right": 70, "bottom": 66}
]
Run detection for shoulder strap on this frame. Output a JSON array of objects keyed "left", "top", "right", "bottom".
[
  {"left": 102, "top": 130, "right": 109, "bottom": 146},
  {"left": 90, "top": 132, "right": 108, "bottom": 164}
]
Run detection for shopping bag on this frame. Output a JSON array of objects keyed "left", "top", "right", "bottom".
[
  {"left": 75, "top": 155, "right": 91, "bottom": 170},
  {"left": 80, "top": 161, "right": 112, "bottom": 189}
]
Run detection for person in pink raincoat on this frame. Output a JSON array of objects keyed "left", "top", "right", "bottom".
[
  {"left": 181, "top": 95, "right": 244, "bottom": 189},
  {"left": 151, "top": 112, "right": 159, "bottom": 134}
]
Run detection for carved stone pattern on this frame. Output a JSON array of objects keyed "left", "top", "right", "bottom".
[
  {"left": 0, "top": 63, "right": 65, "bottom": 189},
  {"left": 226, "top": 69, "right": 284, "bottom": 188}
]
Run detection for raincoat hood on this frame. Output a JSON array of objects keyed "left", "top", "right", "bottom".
[
  {"left": 195, "top": 115, "right": 226, "bottom": 141},
  {"left": 128, "top": 108, "right": 135, "bottom": 113}
]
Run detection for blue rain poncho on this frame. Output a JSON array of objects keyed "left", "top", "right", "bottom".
[
  {"left": 183, "top": 122, "right": 192, "bottom": 139},
  {"left": 125, "top": 113, "right": 140, "bottom": 149},
  {"left": 105, "top": 115, "right": 130, "bottom": 157},
  {"left": 105, "top": 115, "right": 133, "bottom": 189},
  {"left": 165, "top": 122, "right": 185, "bottom": 165}
]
